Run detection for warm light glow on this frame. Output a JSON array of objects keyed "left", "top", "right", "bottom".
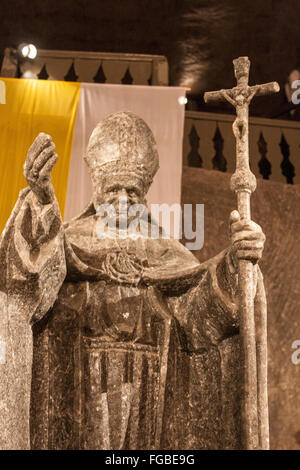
[
  {"left": 21, "top": 44, "right": 37, "bottom": 59},
  {"left": 178, "top": 96, "right": 188, "bottom": 105}
]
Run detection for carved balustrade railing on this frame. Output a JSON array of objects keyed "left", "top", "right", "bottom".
[
  {"left": 0, "top": 48, "right": 169, "bottom": 86},
  {"left": 184, "top": 111, "right": 300, "bottom": 185}
]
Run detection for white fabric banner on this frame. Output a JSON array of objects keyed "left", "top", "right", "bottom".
[{"left": 64, "top": 83, "right": 186, "bottom": 224}]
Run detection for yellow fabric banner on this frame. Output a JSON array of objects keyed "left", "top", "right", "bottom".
[{"left": 0, "top": 78, "right": 81, "bottom": 232}]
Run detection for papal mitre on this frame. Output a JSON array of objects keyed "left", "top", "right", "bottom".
[{"left": 85, "top": 111, "right": 159, "bottom": 193}]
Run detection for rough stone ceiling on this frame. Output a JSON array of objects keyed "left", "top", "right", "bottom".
[{"left": 1, "top": 0, "right": 299, "bottom": 115}]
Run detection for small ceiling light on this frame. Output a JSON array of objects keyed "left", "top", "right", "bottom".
[
  {"left": 18, "top": 43, "right": 37, "bottom": 60},
  {"left": 178, "top": 96, "right": 188, "bottom": 105}
]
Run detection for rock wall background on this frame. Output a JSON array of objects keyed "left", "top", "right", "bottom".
[{"left": 1, "top": 0, "right": 300, "bottom": 115}]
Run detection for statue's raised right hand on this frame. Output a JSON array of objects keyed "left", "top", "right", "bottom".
[{"left": 24, "top": 133, "right": 58, "bottom": 204}]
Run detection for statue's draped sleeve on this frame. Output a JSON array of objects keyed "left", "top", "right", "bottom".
[
  {"left": 0, "top": 188, "right": 66, "bottom": 324},
  {"left": 169, "top": 247, "right": 263, "bottom": 349},
  {"left": 166, "top": 248, "right": 266, "bottom": 449}
]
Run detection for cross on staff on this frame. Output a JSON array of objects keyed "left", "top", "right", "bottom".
[{"left": 204, "top": 56, "right": 279, "bottom": 450}]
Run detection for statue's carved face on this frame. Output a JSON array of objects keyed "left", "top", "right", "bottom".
[{"left": 93, "top": 175, "right": 147, "bottom": 227}]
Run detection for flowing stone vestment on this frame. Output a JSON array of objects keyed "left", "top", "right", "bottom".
[
  {"left": 0, "top": 186, "right": 266, "bottom": 450},
  {"left": 0, "top": 188, "right": 65, "bottom": 450}
]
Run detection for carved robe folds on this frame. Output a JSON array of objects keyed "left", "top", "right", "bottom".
[{"left": 1, "top": 190, "right": 265, "bottom": 449}]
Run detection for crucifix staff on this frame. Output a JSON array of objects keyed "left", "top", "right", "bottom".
[{"left": 204, "top": 56, "right": 279, "bottom": 450}]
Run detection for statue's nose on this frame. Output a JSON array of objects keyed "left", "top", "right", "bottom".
[{"left": 118, "top": 191, "right": 128, "bottom": 206}]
